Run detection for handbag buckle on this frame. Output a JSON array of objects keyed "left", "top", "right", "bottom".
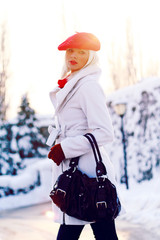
[
  {"left": 56, "top": 188, "right": 66, "bottom": 197},
  {"left": 72, "top": 167, "right": 77, "bottom": 173},
  {"left": 96, "top": 201, "right": 107, "bottom": 208},
  {"left": 96, "top": 177, "right": 106, "bottom": 182}
]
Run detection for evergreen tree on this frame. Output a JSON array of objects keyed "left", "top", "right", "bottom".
[
  {"left": 16, "top": 94, "right": 47, "bottom": 159},
  {"left": 0, "top": 121, "right": 22, "bottom": 175}
]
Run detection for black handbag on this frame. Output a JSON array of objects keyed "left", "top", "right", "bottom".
[{"left": 50, "top": 133, "right": 121, "bottom": 222}]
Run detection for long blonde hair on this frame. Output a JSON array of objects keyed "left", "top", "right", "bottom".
[{"left": 61, "top": 50, "right": 99, "bottom": 78}]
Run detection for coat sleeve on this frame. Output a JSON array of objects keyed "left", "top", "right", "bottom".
[{"left": 60, "top": 80, "right": 114, "bottom": 159}]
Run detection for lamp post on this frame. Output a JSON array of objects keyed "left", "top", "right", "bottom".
[{"left": 114, "top": 103, "right": 129, "bottom": 190}]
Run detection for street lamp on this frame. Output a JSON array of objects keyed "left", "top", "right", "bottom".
[{"left": 114, "top": 103, "right": 129, "bottom": 190}]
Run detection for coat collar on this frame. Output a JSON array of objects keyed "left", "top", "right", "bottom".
[{"left": 50, "top": 64, "right": 101, "bottom": 115}]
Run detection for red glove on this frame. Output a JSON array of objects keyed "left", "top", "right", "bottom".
[{"left": 48, "top": 144, "right": 65, "bottom": 166}]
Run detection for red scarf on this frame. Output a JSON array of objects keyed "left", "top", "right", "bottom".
[
  {"left": 57, "top": 73, "right": 71, "bottom": 88},
  {"left": 57, "top": 78, "right": 68, "bottom": 88}
]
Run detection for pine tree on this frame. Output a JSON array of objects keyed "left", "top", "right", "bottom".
[
  {"left": 15, "top": 94, "right": 47, "bottom": 159},
  {"left": 0, "top": 121, "right": 22, "bottom": 175}
]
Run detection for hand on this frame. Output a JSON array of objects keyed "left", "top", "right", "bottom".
[{"left": 48, "top": 144, "right": 65, "bottom": 166}]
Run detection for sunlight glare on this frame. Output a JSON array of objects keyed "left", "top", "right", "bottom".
[
  {"left": 45, "top": 210, "right": 54, "bottom": 219},
  {"left": 0, "top": 0, "right": 160, "bottom": 118}
]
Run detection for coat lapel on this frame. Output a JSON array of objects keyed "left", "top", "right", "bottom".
[{"left": 50, "top": 65, "right": 101, "bottom": 115}]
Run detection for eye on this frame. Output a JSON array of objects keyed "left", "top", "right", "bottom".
[
  {"left": 67, "top": 48, "right": 73, "bottom": 53},
  {"left": 79, "top": 50, "right": 86, "bottom": 54}
]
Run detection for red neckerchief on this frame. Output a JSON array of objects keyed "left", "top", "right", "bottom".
[{"left": 57, "top": 74, "right": 70, "bottom": 88}]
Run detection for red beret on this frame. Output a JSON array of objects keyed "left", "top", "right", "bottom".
[{"left": 58, "top": 32, "right": 100, "bottom": 51}]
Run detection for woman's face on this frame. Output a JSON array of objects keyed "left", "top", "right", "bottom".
[{"left": 65, "top": 48, "right": 89, "bottom": 73}]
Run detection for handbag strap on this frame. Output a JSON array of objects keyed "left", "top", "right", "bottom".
[
  {"left": 70, "top": 133, "right": 107, "bottom": 177},
  {"left": 84, "top": 133, "right": 107, "bottom": 177},
  {"left": 85, "top": 133, "right": 103, "bottom": 163}
]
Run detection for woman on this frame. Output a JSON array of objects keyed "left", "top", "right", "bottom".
[{"left": 47, "top": 32, "right": 119, "bottom": 240}]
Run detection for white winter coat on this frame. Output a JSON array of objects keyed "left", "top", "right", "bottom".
[{"left": 48, "top": 64, "right": 120, "bottom": 225}]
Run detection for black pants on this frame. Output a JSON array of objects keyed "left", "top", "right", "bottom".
[{"left": 57, "top": 220, "right": 118, "bottom": 240}]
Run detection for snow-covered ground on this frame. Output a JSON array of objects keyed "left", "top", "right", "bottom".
[
  {"left": 0, "top": 159, "right": 52, "bottom": 210},
  {"left": 0, "top": 202, "right": 159, "bottom": 240},
  {"left": 118, "top": 172, "right": 160, "bottom": 237}
]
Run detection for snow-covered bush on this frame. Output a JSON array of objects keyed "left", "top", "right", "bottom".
[
  {"left": 106, "top": 78, "right": 160, "bottom": 185},
  {"left": 0, "top": 159, "right": 52, "bottom": 209}
]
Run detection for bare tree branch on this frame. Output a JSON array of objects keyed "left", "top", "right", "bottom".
[
  {"left": 125, "top": 18, "right": 137, "bottom": 85},
  {"left": 108, "top": 18, "right": 138, "bottom": 91},
  {"left": 0, "top": 21, "right": 10, "bottom": 120}
]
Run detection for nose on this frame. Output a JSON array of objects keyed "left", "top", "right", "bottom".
[{"left": 70, "top": 51, "right": 77, "bottom": 59}]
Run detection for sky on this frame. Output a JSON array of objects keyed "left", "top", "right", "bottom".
[{"left": 0, "top": 0, "right": 160, "bottom": 119}]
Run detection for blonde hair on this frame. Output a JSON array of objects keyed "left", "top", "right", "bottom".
[{"left": 61, "top": 50, "right": 99, "bottom": 78}]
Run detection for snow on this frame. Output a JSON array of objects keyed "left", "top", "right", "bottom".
[
  {"left": 105, "top": 77, "right": 160, "bottom": 184},
  {"left": 34, "top": 114, "right": 55, "bottom": 127},
  {"left": 0, "top": 202, "right": 159, "bottom": 240},
  {"left": 108, "top": 77, "right": 160, "bottom": 104},
  {"left": 118, "top": 173, "right": 160, "bottom": 236},
  {"left": 18, "top": 136, "right": 32, "bottom": 149},
  {"left": 105, "top": 77, "right": 160, "bottom": 236},
  {"left": 0, "top": 159, "right": 52, "bottom": 210}
]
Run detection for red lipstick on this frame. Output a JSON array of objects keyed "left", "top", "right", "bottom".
[{"left": 69, "top": 60, "right": 77, "bottom": 65}]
